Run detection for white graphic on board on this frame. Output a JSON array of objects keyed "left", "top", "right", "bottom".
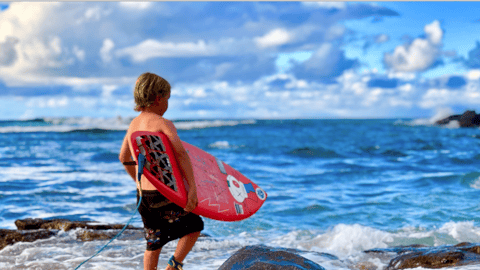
[{"left": 227, "top": 175, "right": 248, "bottom": 203}]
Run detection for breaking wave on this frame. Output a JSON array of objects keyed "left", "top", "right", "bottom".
[{"left": 0, "top": 118, "right": 256, "bottom": 133}]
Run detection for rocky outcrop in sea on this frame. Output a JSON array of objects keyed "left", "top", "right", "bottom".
[{"left": 435, "top": 110, "right": 480, "bottom": 127}]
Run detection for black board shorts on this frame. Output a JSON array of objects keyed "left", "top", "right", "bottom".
[{"left": 137, "top": 189, "right": 204, "bottom": 251}]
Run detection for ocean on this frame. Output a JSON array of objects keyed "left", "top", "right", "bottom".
[{"left": 1, "top": 116, "right": 480, "bottom": 269}]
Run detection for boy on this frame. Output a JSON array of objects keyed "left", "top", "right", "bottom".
[{"left": 119, "top": 72, "right": 203, "bottom": 270}]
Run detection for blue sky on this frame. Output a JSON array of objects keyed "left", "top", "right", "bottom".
[{"left": 1, "top": 2, "right": 480, "bottom": 120}]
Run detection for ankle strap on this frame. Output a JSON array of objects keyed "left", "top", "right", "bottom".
[{"left": 168, "top": 255, "right": 184, "bottom": 270}]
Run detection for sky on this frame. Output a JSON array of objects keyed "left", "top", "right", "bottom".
[{"left": 1, "top": 2, "right": 480, "bottom": 120}]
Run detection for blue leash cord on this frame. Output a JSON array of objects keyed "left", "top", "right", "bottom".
[
  {"left": 74, "top": 198, "right": 142, "bottom": 269},
  {"left": 75, "top": 153, "right": 146, "bottom": 269}
]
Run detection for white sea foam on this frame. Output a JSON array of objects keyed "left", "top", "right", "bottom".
[
  {"left": 470, "top": 176, "right": 480, "bottom": 190},
  {"left": 1, "top": 222, "right": 480, "bottom": 269},
  {"left": 209, "top": 141, "right": 231, "bottom": 149}
]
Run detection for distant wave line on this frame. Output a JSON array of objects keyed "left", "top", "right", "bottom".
[{"left": 0, "top": 118, "right": 257, "bottom": 133}]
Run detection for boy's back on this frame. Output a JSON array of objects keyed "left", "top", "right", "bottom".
[{"left": 125, "top": 112, "right": 174, "bottom": 191}]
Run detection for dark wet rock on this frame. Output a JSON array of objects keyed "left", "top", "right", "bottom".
[
  {"left": 0, "top": 218, "right": 144, "bottom": 251},
  {"left": 15, "top": 218, "right": 137, "bottom": 231},
  {"left": 0, "top": 229, "right": 56, "bottom": 250},
  {"left": 366, "top": 242, "right": 480, "bottom": 269},
  {"left": 77, "top": 230, "right": 119, "bottom": 241},
  {"left": 435, "top": 110, "right": 480, "bottom": 127},
  {"left": 218, "top": 245, "right": 327, "bottom": 270}
]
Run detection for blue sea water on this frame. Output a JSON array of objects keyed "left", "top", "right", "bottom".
[{"left": 1, "top": 117, "right": 480, "bottom": 269}]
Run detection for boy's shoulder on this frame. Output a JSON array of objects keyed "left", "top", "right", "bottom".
[{"left": 128, "top": 113, "right": 175, "bottom": 133}]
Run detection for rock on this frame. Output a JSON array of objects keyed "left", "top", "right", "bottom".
[
  {"left": 435, "top": 110, "right": 480, "bottom": 127},
  {"left": 218, "top": 245, "right": 326, "bottom": 270},
  {"left": 459, "top": 111, "right": 480, "bottom": 127},
  {"left": 355, "top": 261, "right": 378, "bottom": 270},
  {"left": 0, "top": 218, "right": 144, "bottom": 251},
  {"left": 366, "top": 242, "right": 480, "bottom": 269},
  {"left": 0, "top": 229, "right": 56, "bottom": 250},
  {"left": 15, "top": 218, "right": 136, "bottom": 231},
  {"left": 76, "top": 230, "right": 117, "bottom": 241}
]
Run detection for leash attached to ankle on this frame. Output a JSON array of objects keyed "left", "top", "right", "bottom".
[{"left": 168, "top": 255, "right": 184, "bottom": 270}]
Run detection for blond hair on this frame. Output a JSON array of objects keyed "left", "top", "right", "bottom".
[{"left": 134, "top": 72, "right": 171, "bottom": 111}]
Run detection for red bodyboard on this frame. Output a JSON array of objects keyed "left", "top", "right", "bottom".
[{"left": 131, "top": 131, "right": 267, "bottom": 221}]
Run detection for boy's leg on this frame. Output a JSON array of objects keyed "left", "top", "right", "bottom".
[
  {"left": 165, "top": 231, "right": 201, "bottom": 269},
  {"left": 144, "top": 248, "right": 162, "bottom": 270}
]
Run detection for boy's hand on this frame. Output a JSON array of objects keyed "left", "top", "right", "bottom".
[{"left": 184, "top": 189, "right": 198, "bottom": 212}]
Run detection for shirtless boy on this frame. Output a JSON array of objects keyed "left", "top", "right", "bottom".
[{"left": 119, "top": 72, "right": 203, "bottom": 270}]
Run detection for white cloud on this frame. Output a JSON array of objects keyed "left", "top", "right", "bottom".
[
  {"left": 27, "top": 96, "right": 69, "bottom": 109},
  {"left": 419, "top": 86, "right": 480, "bottom": 109},
  {"left": 2, "top": 74, "right": 136, "bottom": 88},
  {"left": 0, "top": 3, "right": 61, "bottom": 38},
  {"left": 118, "top": 2, "right": 152, "bottom": 10},
  {"left": 76, "top": 5, "right": 112, "bottom": 24},
  {"left": 101, "top": 85, "right": 118, "bottom": 97},
  {"left": 384, "top": 20, "right": 443, "bottom": 72},
  {"left": 399, "top": 83, "right": 412, "bottom": 93},
  {"left": 116, "top": 39, "right": 216, "bottom": 62},
  {"left": 19, "top": 36, "right": 73, "bottom": 68},
  {"left": 467, "top": 69, "right": 480, "bottom": 81},
  {"left": 188, "top": 87, "right": 208, "bottom": 98},
  {"left": 49, "top": 36, "right": 62, "bottom": 55},
  {"left": 169, "top": 70, "right": 431, "bottom": 119},
  {"left": 73, "top": 46, "right": 85, "bottom": 62},
  {"left": 100, "top": 38, "right": 115, "bottom": 63},
  {"left": 387, "top": 71, "right": 416, "bottom": 81},
  {"left": 424, "top": 20, "right": 442, "bottom": 45},
  {"left": 0, "top": 3, "right": 79, "bottom": 81},
  {"left": 85, "top": 7, "right": 102, "bottom": 21},
  {"left": 254, "top": 28, "right": 293, "bottom": 48},
  {"left": 302, "top": 2, "right": 347, "bottom": 10}
]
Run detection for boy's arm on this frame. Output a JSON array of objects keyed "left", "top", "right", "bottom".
[
  {"left": 119, "top": 133, "right": 136, "bottom": 182},
  {"left": 161, "top": 120, "right": 198, "bottom": 212}
]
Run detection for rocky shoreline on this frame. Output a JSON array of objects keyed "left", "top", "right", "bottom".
[
  {"left": 3, "top": 218, "right": 480, "bottom": 269},
  {"left": 0, "top": 218, "right": 142, "bottom": 251}
]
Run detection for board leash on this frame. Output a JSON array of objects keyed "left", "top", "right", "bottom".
[{"left": 74, "top": 154, "right": 145, "bottom": 269}]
